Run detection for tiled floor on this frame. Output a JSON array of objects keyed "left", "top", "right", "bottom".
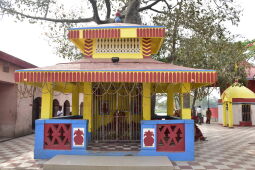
[
  {"left": 0, "top": 123, "right": 255, "bottom": 169},
  {"left": 87, "top": 142, "right": 141, "bottom": 151}
]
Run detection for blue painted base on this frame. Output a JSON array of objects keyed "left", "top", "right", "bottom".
[
  {"left": 35, "top": 119, "right": 194, "bottom": 161},
  {"left": 34, "top": 149, "right": 193, "bottom": 161}
]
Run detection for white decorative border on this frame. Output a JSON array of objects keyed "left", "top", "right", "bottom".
[
  {"left": 73, "top": 128, "right": 85, "bottom": 147},
  {"left": 142, "top": 128, "right": 155, "bottom": 148}
]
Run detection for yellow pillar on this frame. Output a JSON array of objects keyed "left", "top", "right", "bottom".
[
  {"left": 143, "top": 83, "right": 151, "bottom": 120},
  {"left": 222, "top": 102, "right": 227, "bottom": 126},
  {"left": 228, "top": 102, "right": 233, "bottom": 128},
  {"left": 180, "top": 83, "right": 191, "bottom": 119},
  {"left": 83, "top": 82, "right": 92, "bottom": 132},
  {"left": 167, "top": 87, "right": 174, "bottom": 116},
  {"left": 41, "top": 82, "right": 53, "bottom": 119},
  {"left": 72, "top": 84, "right": 79, "bottom": 115}
]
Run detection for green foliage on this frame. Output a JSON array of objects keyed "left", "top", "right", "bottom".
[{"left": 153, "top": 0, "right": 250, "bottom": 91}]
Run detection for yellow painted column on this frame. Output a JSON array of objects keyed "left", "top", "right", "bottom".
[
  {"left": 83, "top": 82, "right": 92, "bottom": 132},
  {"left": 41, "top": 83, "right": 53, "bottom": 119},
  {"left": 72, "top": 85, "right": 79, "bottom": 115},
  {"left": 222, "top": 102, "right": 227, "bottom": 127},
  {"left": 143, "top": 83, "right": 151, "bottom": 120},
  {"left": 180, "top": 83, "right": 191, "bottom": 119},
  {"left": 228, "top": 102, "right": 233, "bottom": 128},
  {"left": 167, "top": 87, "right": 174, "bottom": 116}
]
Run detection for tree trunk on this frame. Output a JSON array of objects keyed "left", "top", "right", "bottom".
[
  {"left": 124, "top": 0, "right": 142, "bottom": 24},
  {"left": 191, "top": 89, "right": 198, "bottom": 116}
]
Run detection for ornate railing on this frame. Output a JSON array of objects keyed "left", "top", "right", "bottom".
[
  {"left": 157, "top": 124, "right": 185, "bottom": 152},
  {"left": 44, "top": 123, "right": 72, "bottom": 150}
]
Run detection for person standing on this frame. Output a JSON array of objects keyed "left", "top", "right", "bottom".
[
  {"left": 206, "top": 108, "right": 212, "bottom": 124},
  {"left": 196, "top": 106, "right": 202, "bottom": 125},
  {"left": 57, "top": 106, "right": 63, "bottom": 117}
]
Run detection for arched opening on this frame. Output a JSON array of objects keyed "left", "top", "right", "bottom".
[
  {"left": 80, "top": 102, "right": 83, "bottom": 115},
  {"left": 52, "top": 99, "right": 59, "bottom": 117},
  {"left": 32, "top": 97, "right": 41, "bottom": 129},
  {"left": 242, "top": 104, "right": 251, "bottom": 122},
  {"left": 63, "top": 100, "right": 71, "bottom": 116}
]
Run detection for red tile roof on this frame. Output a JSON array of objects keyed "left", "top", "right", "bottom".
[
  {"left": 20, "top": 58, "right": 212, "bottom": 72},
  {"left": 0, "top": 51, "right": 37, "bottom": 69}
]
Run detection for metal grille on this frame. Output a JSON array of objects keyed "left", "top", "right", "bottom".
[
  {"left": 242, "top": 104, "right": 251, "bottom": 122},
  {"left": 92, "top": 83, "right": 142, "bottom": 142}
]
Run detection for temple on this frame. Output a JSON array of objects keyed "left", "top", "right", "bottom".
[{"left": 15, "top": 23, "right": 217, "bottom": 161}]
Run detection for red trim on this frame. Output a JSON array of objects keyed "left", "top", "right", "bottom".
[
  {"left": 239, "top": 121, "right": 252, "bottom": 126},
  {"left": 15, "top": 71, "right": 217, "bottom": 83},
  {"left": 232, "top": 98, "right": 255, "bottom": 102},
  {"left": 137, "top": 28, "right": 165, "bottom": 38}
]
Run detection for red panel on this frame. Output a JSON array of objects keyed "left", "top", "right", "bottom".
[
  {"left": 66, "top": 72, "right": 69, "bottom": 82},
  {"left": 90, "top": 72, "right": 94, "bottom": 82},
  {"left": 33, "top": 72, "right": 36, "bottom": 82},
  {"left": 115, "top": 72, "right": 118, "bottom": 82},
  {"left": 160, "top": 72, "right": 164, "bottom": 83},
  {"left": 146, "top": 72, "right": 149, "bottom": 82},
  {"left": 141, "top": 72, "right": 145, "bottom": 82},
  {"left": 76, "top": 72, "right": 80, "bottom": 82},
  {"left": 48, "top": 72, "right": 52, "bottom": 82},
  {"left": 109, "top": 72, "right": 113, "bottom": 82},
  {"left": 87, "top": 72, "right": 91, "bottom": 82},
  {"left": 176, "top": 72, "right": 180, "bottom": 83},
  {"left": 133, "top": 72, "right": 137, "bottom": 82},
  {"left": 101, "top": 72, "right": 105, "bottom": 82},
  {"left": 54, "top": 72, "right": 58, "bottom": 82},
  {"left": 80, "top": 72, "right": 83, "bottom": 82},
  {"left": 157, "top": 124, "right": 185, "bottom": 152},
  {"left": 149, "top": 72, "right": 153, "bottom": 82},
  {"left": 37, "top": 72, "right": 41, "bottom": 82},
  {"left": 130, "top": 72, "right": 133, "bottom": 82},
  {"left": 156, "top": 28, "right": 159, "bottom": 37},
  {"left": 98, "top": 72, "right": 101, "bottom": 82},
  {"left": 199, "top": 72, "right": 202, "bottom": 83},
  {"left": 165, "top": 72, "right": 168, "bottom": 83},
  {"left": 27, "top": 72, "right": 31, "bottom": 82},
  {"left": 40, "top": 72, "right": 45, "bottom": 82},
  {"left": 173, "top": 72, "right": 176, "bottom": 83},
  {"left": 44, "top": 123, "right": 71, "bottom": 150},
  {"left": 72, "top": 72, "right": 76, "bottom": 82},
  {"left": 106, "top": 72, "right": 110, "bottom": 82},
  {"left": 156, "top": 72, "right": 160, "bottom": 82},
  {"left": 183, "top": 72, "right": 186, "bottom": 82}
]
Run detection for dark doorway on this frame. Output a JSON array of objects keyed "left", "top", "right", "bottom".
[
  {"left": 52, "top": 99, "right": 59, "bottom": 117},
  {"left": 63, "top": 100, "right": 71, "bottom": 116},
  {"left": 242, "top": 104, "right": 251, "bottom": 122},
  {"left": 80, "top": 102, "right": 83, "bottom": 115},
  {"left": 32, "top": 97, "right": 41, "bottom": 129}
]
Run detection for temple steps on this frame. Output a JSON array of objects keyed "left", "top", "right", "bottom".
[{"left": 43, "top": 155, "right": 174, "bottom": 170}]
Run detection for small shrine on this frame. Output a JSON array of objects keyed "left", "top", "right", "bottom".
[
  {"left": 218, "top": 83, "right": 255, "bottom": 127},
  {"left": 15, "top": 23, "right": 217, "bottom": 161}
]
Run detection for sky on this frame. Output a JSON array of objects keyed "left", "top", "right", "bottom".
[{"left": 0, "top": 0, "right": 255, "bottom": 68}]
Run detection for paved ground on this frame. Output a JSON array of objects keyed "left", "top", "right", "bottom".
[{"left": 0, "top": 123, "right": 254, "bottom": 170}]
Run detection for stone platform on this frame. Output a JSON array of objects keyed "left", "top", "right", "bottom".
[{"left": 43, "top": 155, "right": 174, "bottom": 170}]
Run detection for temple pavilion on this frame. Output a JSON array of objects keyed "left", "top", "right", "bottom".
[{"left": 15, "top": 23, "right": 217, "bottom": 161}]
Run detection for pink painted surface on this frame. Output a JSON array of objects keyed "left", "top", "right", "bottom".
[{"left": 210, "top": 108, "right": 218, "bottom": 119}]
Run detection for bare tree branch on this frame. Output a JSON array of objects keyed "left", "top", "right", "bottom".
[
  {"left": 150, "top": 8, "right": 167, "bottom": 14},
  {"left": 1, "top": 6, "right": 96, "bottom": 23},
  {"left": 88, "top": 0, "right": 102, "bottom": 24},
  {"left": 105, "top": 0, "right": 111, "bottom": 20},
  {"left": 138, "top": 0, "right": 162, "bottom": 12}
]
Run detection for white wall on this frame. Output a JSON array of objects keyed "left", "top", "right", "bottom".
[
  {"left": 233, "top": 104, "right": 242, "bottom": 125},
  {"left": 218, "top": 104, "right": 223, "bottom": 124}
]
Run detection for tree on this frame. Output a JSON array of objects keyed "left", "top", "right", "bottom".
[
  {"left": 0, "top": 0, "right": 241, "bottom": 61},
  {"left": 1, "top": 0, "right": 248, "bottom": 107}
]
